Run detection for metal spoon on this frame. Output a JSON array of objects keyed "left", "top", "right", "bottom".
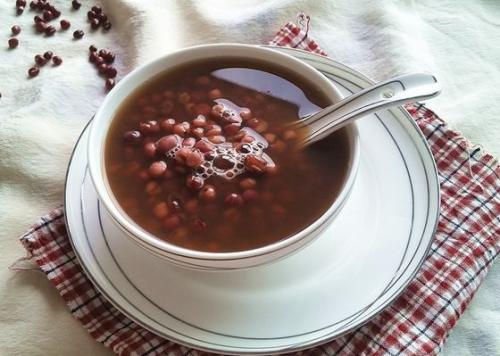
[{"left": 290, "top": 73, "right": 441, "bottom": 148}]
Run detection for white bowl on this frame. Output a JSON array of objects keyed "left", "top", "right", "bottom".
[{"left": 87, "top": 43, "right": 359, "bottom": 270}]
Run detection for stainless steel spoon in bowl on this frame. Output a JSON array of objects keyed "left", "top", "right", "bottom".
[{"left": 290, "top": 73, "right": 441, "bottom": 148}]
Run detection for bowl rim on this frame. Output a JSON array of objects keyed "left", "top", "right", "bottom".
[{"left": 87, "top": 43, "right": 359, "bottom": 262}]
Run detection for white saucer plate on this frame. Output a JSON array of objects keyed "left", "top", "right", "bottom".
[{"left": 64, "top": 48, "right": 440, "bottom": 354}]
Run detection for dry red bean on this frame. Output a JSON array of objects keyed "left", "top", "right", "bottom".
[
  {"left": 184, "top": 198, "right": 199, "bottom": 214},
  {"left": 35, "top": 22, "right": 46, "bottom": 33},
  {"left": 11, "top": 25, "right": 21, "bottom": 35},
  {"left": 194, "top": 103, "right": 211, "bottom": 116},
  {"left": 90, "top": 18, "right": 100, "bottom": 29},
  {"left": 16, "top": 0, "right": 26, "bottom": 7},
  {"left": 207, "top": 135, "right": 225, "bottom": 144},
  {"left": 105, "top": 78, "right": 115, "bottom": 90},
  {"left": 71, "top": 0, "right": 81, "bottom": 10},
  {"left": 98, "top": 14, "right": 108, "bottom": 23},
  {"left": 149, "top": 161, "right": 167, "bottom": 177},
  {"left": 173, "top": 122, "right": 190, "bottom": 136},
  {"left": 35, "top": 54, "right": 47, "bottom": 65},
  {"left": 192, "top": 115, "right": 207, "bottom": 128},
  {"left": 44, "top": 25, "right": 56, "bottom": 36},
  {"left": 98, "top": 63, "right": 108, "bottom": 75},
  {"left": 103, "top": 22, "right": 112, "bottom": 31},
  {"left": 239, "top": 177, "right": 256, "bottom": 190},
  {"left": 194, "top": 139, "right": 215, "bottom": 153},
  {"left": 186, "top": 175, "right": 204, "bottom": 190},
  {"left": 17, "top": 6, "right": 24, "bottom": 15},
  {"left": 73, "top": 30, "right": 84, "bottom": 39},
  {"left": 143, "top": 142, "right": 157, "bottom": 157},
  {"left": 106, "top": 66, "right": 117, "bottom": 78},
  {"left": 244, "top": 155, "right": 267, "bottom": 174},
  {"left": 123, "top": 130, "right": 141, "bottom": 144},
  {"left": 164, "top": 215, "right": 181, "bottom": 230},
  {"left": 52, "top": 56, "right": 62, "bottom": 65},
  {"left": 208, "top": 88, "right": 222, "bottom": 100},
  {"left": 263, "top": 133, "right": 276, "bottom": 144},
  {"left": 28, "top": 67, "right": 39, "bottom": 77},
  {"left": 239, "top": 107, "right": 252, "bottom": 121},
  {"left": 98, "top": 49, "right": 108, "bottom": 57},
  {"left": 87, "top": 10, "right": 96, "bottom": 19},
  {"left": 42, "top": 10, "right": 52, "bottom": 21},
  {"left": 89, "top": 44, "right": 97, "bottom": 52},
  {"left": 160, "top": 118, "right": 176, "bottom": 133},
  {"left": 91, "top": 5, "right": 102, "bottom": 13},
  {"left": 191, "top": 127, "right": 204, "bottom": 139},
  {"left": 89, "top": 52, "right": 99, "bottom": 63},
  {"left": 139, "top": 120, "right": 160, "bottom": 135},
  {"left": 34, "top": 15, "right": 44, "bottom": 23},
  {"left": 225, "top": 193, "right": 244, "bottom": 207},
  {"left": 182, "top": 137, "right": 196, "bottom": 148},
  {"left": 199, "top": 185, "right": 216, "bottom": 202},
  {"left": 153, "top": 202, "right": 169, "bottom": 219},
  {"left": 282, "top": 129, "right": 297, "bottom": 141},
  {"left": 156, "top": 134, "right": 180, "bottom": 154},
  {"left": 60, "top": 19, "right": 70, "bottom": 30},
  {"left": 242, "top": 189, "right": 259, "bottom": 203},
  {"left": 8, "top": 38, "right": 19, "bottom": 49},
  {"left": 224, "top": 123, "right": 240, "bottom": 136}
]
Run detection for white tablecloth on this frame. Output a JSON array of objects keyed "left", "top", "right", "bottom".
[{"left": 1, "top": 0, "right": 498, "bottom": 354}]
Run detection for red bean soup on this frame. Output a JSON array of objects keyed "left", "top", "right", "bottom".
[{"left": 105, "top": 58, "right": 351, "bottom": 252}]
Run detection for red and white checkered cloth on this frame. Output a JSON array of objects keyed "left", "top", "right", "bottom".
[{"left": 19, "top": 19, "right": 500, "bottom": 356}]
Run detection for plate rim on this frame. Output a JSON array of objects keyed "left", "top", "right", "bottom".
[{"left": 64, "top": 47, "right": 440, "bottom": 354}]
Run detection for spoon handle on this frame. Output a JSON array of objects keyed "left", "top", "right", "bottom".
[{"left": 293, "top": 73, "right": 441, "bottom": 148}]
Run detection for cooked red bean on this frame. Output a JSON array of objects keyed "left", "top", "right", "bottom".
[
  {"left": 239, "top": 177, "right": 256, "bottom": 190},
  {"left": 207, "top": 135, "right": 225, "bottom": 144},
  {"left": 242, "top": 189, "right": 259, "bottom": 203},
  {"left": 173, "top": 122, "right": 190, "bottom": 136},
  {"left": 194, "top": 139, "right": 214, "bottom": 153},
  {"left": 145, "top": 181, "right": 161, "bottom": 195},
  {"left": 139, "top": 120, "right": 160, "bottom": 135},
  {"left": 143, "top": 142, "right": 157, "bottom": 157},
  {"left": 194, "top": 103, "right": 211, "bottom": 116},
  {"left": 282, "top": 129, "right": 297, "bottom": 141},
  {"left": 271, "top": 140, "right": 286, "bottom": 153},
  {"left": 8, "top": 38, "right": 19, "bottom": 49},
  {"left": 149, "top": 161, "right": 167, "bottom": 177},
  {"left": 182, "top": 137, "right": 196, "bottom": 148},
  {"left": 192, "top": 115, "right": 207, "bottom": 127},
  {"left": 208, "top": 88, "right": 222, "bottom": 100},
  {"left": 225, "top": 193, "right": 244, "bottom": 207},
  {"left": 199, "top": 185, "right": 216, "bottom": 202},
  {"left": 191, "top": 127, "right": 204, "bottom": 139},
  {"left": 244, "top": 155, "right": 267, "bottom": 174},
  {"left": 205, "top": 124, "right": 222, "bottom": 136},
  {"left": 163, "top": 215, "right": 181, "bottom": 230},
  {"left": 123, "top": 130, "right": 142, "bottom": 144},
  {"left": 239, "top": 107, "right": 252, "bottom": 121},
  {"left": 185, "top": 149, "right": 205, "bottom": 168},
  {"left": 156, "top": 134, "right": 180, "bottom": 154},
  {"left": 184, "top": 198, "right": 199, "bottom": 214},
  {"left": 11, "top": 25, "right": 21, "bottom": 35},
  {"left": 153, "top": 202, "right": 169, "bottom": 219},
  {"left": 191, "top": 217, "right": 207, "bottom": 231},
  {"left": 263, "top": 133, "right": 276, "bottom": 144},
  {"left": 186, "top": 175, "right": 204, "bottom": 190},
  {"left": 160, "top": 118, "right": 176, "bottom": 133}
]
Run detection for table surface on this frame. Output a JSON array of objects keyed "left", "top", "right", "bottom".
[{"left": 1, "top": 1, "right": 499, "bottom": 355}]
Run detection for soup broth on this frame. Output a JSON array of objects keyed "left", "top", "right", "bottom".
[{"left": 105, "top": 58, "right": 350, "bottom": 252}]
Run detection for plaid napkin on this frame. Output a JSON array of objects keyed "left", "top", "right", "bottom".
[{"left": 19, "top": 18, "right": 500, "bottom": 356}]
